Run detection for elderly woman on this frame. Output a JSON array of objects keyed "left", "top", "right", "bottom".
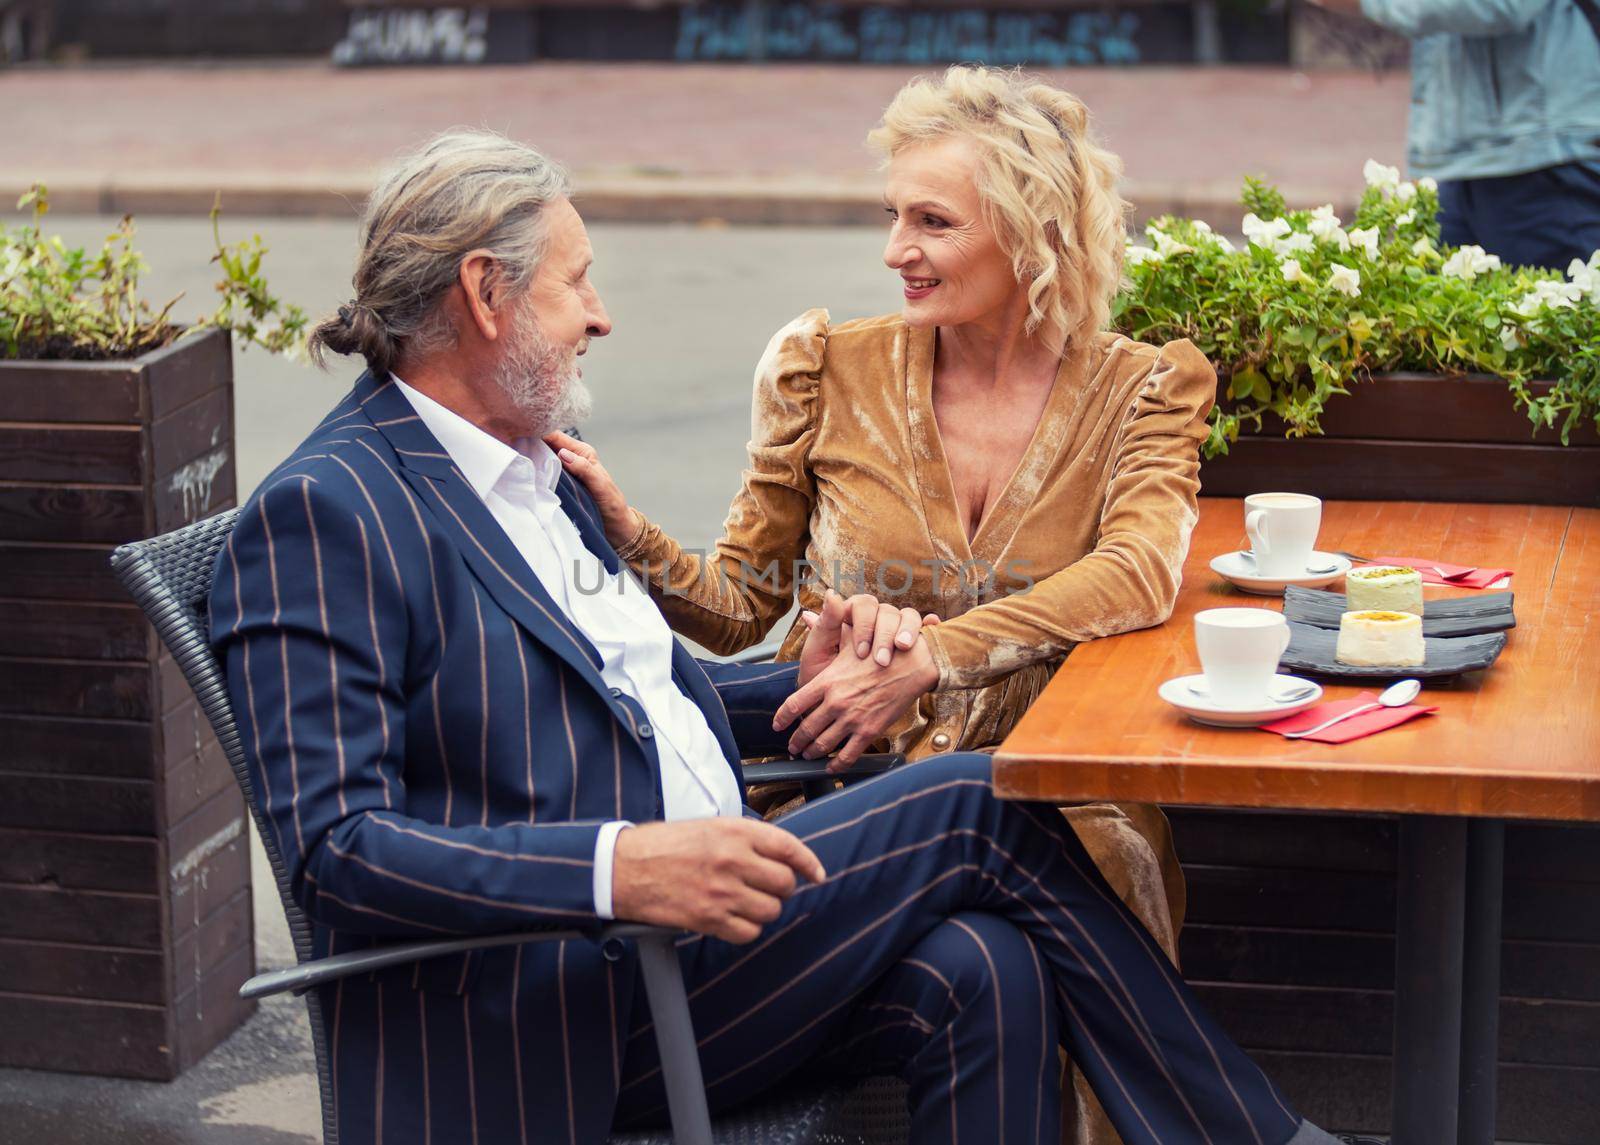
[{"left": 559, "top": 66, "right": 1214, "bottom": 1144}]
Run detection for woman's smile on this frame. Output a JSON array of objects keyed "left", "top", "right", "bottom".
[{"left": 902, "top": 276, "right": 941, "bottom": 299}]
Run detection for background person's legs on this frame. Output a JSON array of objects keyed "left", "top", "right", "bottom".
[{"left": 1438, "top": 160, "right": 1600, "bottom": 269}]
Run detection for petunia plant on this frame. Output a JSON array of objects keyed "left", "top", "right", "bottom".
[{"left": 1113, "top": 160, "right": 1600, "bottom": 458}]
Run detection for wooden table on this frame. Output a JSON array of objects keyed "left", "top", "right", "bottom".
[{"left": 993, "top": 498, "right": 1600, "bottom": 1144}]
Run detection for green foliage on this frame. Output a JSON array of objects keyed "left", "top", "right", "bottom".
[
  {"left": 1114, "top": 165, "right": 1600, "bottom": 457},
  {"left": 0, "top": 185, "right": 307, "bottom": 361}
]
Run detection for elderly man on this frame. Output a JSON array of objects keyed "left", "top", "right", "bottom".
[{"left": 212, "top": 129, "right": 1371, "bottom": 1145}]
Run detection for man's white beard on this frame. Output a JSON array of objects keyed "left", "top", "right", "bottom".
[{"left": 494, "top": 312, "right": 593, "bottom": 437}]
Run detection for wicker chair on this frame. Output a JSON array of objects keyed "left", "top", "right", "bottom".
[{"left": 111, "top": 510, "right": 910, "bottom": 1145}]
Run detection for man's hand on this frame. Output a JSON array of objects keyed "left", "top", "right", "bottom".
[
  {"left": 777, "top": 621, "right": 940, "bottom": 770},
  {"left": 546, "top": 430, "right": 639, "bottom": 548},
  {"left": 796, "top": 590, "right": 940, "bottom": 687},
  {"left": 611, "top": 819, "right": 826, "bottom": 944}
]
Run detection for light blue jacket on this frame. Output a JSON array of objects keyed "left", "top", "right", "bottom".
[{"left": 1360, "top": 0, "right": 1600, "bottom": 180}]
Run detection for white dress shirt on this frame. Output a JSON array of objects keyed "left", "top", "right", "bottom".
[{"left": 393, "top": 378, "right": 744, "bottom": 917}]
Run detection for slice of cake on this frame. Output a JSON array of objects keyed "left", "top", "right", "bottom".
[
  {"left": 1345, "top": 566, "right": 1424, "bottom": 616},
  {"left": 1336, "top": 610, "right": 1426, "bottom": 667}
]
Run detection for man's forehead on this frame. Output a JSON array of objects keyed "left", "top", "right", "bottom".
[{"left": 547, "top": 197, "right": 592, "bottom": 262}]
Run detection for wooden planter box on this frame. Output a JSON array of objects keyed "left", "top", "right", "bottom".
[
  {"left": 1199, "top": 374, "right": 1600, "bottom": 507},
  {"left": 0, "top": 328, "right": 254, "bottom": 1081}
]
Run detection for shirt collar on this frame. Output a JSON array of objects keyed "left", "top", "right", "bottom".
[{"left": 391, "top": 375, "right": 561, "bottom": 502}]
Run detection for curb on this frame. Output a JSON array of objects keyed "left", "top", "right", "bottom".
[{"left": 4, "top": 172, "right": 1363, "bottom": 228}]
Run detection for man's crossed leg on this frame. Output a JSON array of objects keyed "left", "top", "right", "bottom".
[{"left": 614, "top": 753, "right": 1341, "bottom": 1145}]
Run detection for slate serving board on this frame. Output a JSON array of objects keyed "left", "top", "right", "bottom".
[
  {"left": 1280, "top": 619, "right": 1508, "bottom": 680},
  {"left": 1283, "top": 586, "right": 1516, "bottom": 638}
]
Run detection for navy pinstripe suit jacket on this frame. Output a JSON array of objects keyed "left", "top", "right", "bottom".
[{"left": 210, "top": 372, "right": 801, "bottom": 1142}]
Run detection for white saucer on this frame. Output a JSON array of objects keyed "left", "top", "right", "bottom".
[
  {"left": 1208, "top": 550, "right": 1353, "bottom": 595},
  {"left": 1158, "top": 673, "right": 1324, "bottom": 728}
]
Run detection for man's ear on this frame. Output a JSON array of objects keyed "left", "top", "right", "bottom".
[{"left": 457, "top": 250, "right": 501, "bottom": 342}]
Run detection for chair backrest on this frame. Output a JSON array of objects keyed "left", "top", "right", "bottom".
[
  {"left": 111, "top": 510, "right": 341, "bottom": 1144},
  {"left": 109, "top": 509, "right": 317, "bottom": 961}
]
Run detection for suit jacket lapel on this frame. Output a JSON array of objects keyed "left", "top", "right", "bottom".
[
  {"left": 361, "top": 376, "right": 618, "bottom": 706},
  {"left": 553, "top": 466, "right": 745, "bottom": 769},
  {"left": 362, "top": 374, "right": 745, "bottom": 774},
  {"left": 554, "top": 473, "right": 622, "bottom": 576}
]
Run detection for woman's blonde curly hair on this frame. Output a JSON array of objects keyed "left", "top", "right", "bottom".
[{"left": 868, "top": 66, "right": 1127, "bottom": 353}]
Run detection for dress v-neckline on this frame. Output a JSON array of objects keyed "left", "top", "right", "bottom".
[{"left": 903, "top": 323, "right": 1088, "bottom": 567}]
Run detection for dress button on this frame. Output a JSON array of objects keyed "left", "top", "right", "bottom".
[
  {"left": 639, "top": 724, "right": 654, "bottom": 739},
  {"left": 931, "top": 732, "right": 952, "bottom": 750},
  {"left": 609, "top": 687, "right": 622, "bottom": 698}
]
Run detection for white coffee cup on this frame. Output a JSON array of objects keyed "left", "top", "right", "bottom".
[
  {"left": 1244, "top": 492, "right": 1322, "bottom": 577},
  {"left": 1194, "top": 607, "right": 1291, "bottom": 707}
]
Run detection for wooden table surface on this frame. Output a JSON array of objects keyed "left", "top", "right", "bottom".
[{"left": 993, "top": 499, "right": 1600, "bottom": 822}]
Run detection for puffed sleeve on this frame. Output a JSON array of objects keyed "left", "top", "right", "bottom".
[
  {"left": 616, "top": 309, "right": 828, "bottom": 653},
  {"left": 920, "top": 339, "right": 1215, "bottom": 689}
]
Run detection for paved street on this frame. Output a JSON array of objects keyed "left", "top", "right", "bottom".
[
  {"left": 0, "top": 62, "right": 1409, "bottom": 223},
  {"left": 0, "top": 215, "right": 896, "bottom": 1144}
]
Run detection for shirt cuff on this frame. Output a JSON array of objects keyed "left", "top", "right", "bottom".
[{"left": 592, "top": 820, "right": 633, "bottom": 920}]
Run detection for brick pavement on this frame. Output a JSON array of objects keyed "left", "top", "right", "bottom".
[{"left": 1, "top": 61, "right": 1409, "bottom": 223}]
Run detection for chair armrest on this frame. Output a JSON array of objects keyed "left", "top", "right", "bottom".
[
  {"left": 741, "top": 753, "right": 905, "bottom": 786},
  {"left": 239, "top": 921, "right": 663, "bottom": 999},
  {"left": 246, "top": 925, "right": 714, "bottom": 1141}
]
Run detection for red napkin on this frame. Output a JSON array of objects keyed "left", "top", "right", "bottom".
[
  {"left": 1362, "top": 556, "right": 1513, "bottom": 590},
  {"left": 1260, "top": 691, "right": 1438, "bottom": 744}
]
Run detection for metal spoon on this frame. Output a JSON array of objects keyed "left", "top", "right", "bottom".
[
  {"left": 1188, "top": 680, "right": 1320, "bottom": 704},
  {"left": 1281, "top": 678, "right": 1423, "bottom": 739}
]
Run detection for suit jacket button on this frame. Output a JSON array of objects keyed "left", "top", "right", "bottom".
[
  {"left": 931, "top": 732, "right": 952, "bottom": 750},
  {"left": 609, "top": 687, "right": 622, "bottom": 698},
  {"left": 601, "top": 938, "right": 625, "bottom": 962},
  {"left": 639, "top": 724, "right": 654, "bottom": 739}
]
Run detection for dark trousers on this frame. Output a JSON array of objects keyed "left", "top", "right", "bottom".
[
  {"left": 1439, "top": 160, "right": 1600, "bottom": 270},
  {"left": 613, "top": 753, "right": 1310, "bottom": 1145}
]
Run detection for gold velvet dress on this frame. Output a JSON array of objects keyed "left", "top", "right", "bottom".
[{"left": 617, "top": 309, "right": 1216, "bottom": 1144}]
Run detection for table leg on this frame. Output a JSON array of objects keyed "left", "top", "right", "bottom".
[
  {"left": 1458, "top": 819, "right": 1505, "bottom": 1145},
  {"left": 1392, "top": 815, "right": 1468, "bottom": 1144}
]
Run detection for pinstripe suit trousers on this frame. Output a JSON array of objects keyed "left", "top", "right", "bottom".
[{"left": 611, "top": 753, "right": 1321, "bottom": 1145}]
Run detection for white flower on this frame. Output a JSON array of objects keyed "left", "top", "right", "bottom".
[
  {"left": 1363, "top": 159, "right": 1402, "bottom": 194},
  {"left": 1242, "top": 212, "right": 1292, "bottom": 250},
  {"left": 1347, "top": 227, "right": 1381, "bottom": 260},
  {"left": 1280, "top": 258, "right": 1311, "bottom": 284},
  {"left": 1412, "top": 236, "right": 1435, "bottom": 256},
  {"left": 1395, "top": 182, "right": 1418, "bottom": 204},
  {"left": 1418, "top": 176, "right": 1438, "bottom": 192},
  {"left": 1567, "top": 253, "right": 1600, "bottom": 302},
  {"left": 1193, "top": 219, "right": 1214, "bottom": 234},
  {"left": 1307, "top": 205, "right": 1349, "bottom": 249},
  {"left": 1278, "top": 231, "right": 1316, "bottom": 254},
  {"left": 1396, "top": 210, "right": 1416, "bottom": 227},
  {"left": 1440, "top": 244, "right": 1502, "bottom": 281},
  {"left": 1208, "top": 233, "right": 1237, "bottom": 253},
  {"left": 1328, "top": 265, "right": 1362, "bottom": 297},
  {"left": 1125, "top": 244, "right": 1162, "bottom": 266},
  {"left": 1512, "top": 278, "right": 1583, "bottom": 318},
  {"left": 1147, "top": 228, "right": 1196, "bottom": 258},
  {"left": 1500, "top": 326, "right": 1524, "bottom": 353}
]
